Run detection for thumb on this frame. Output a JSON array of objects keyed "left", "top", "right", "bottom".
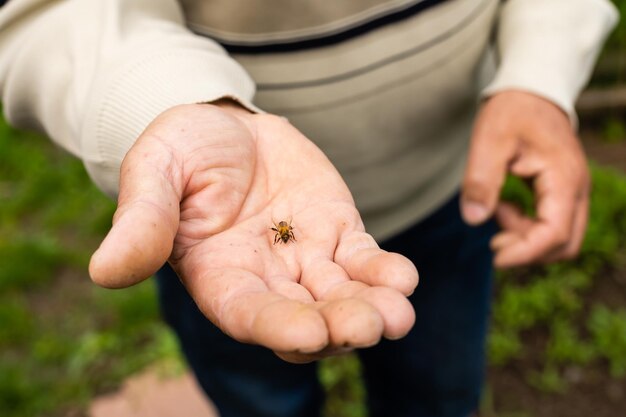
[
  {"left": 89, "top": 142, "right": 181, "bottom": 289},
  {"left": 461, "top": 127, "right": 514, "bottom": 226}
]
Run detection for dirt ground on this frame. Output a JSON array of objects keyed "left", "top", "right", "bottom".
[{"left": 88, "top": 370, "right": 218, "bottom": 417}]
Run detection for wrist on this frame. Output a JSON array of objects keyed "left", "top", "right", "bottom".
[{"left": 484, "top": 90, "right": 572, "bottom": 127}]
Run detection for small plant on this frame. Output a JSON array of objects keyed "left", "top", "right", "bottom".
[
  {"left": 545, "top": 318, "right": 595, "bottom": 366},
  {"left": 526, "top": 365, "right": 567, "bottom": 394},
  {"left": 487, "top": 329, "right": 523, "bottom": 366},
  {"left": 587, "top": 305, "right": 626, "bottom": 377},
  {"left": 492, "top": 268, "right": 590, "bottom": 334},
  {"left": 319, "top": 354, "right": 368, "bottom": 417}
]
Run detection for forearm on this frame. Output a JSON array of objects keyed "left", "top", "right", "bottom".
[
  {"left": 482, "top": 0, "right": 618, "bottom": 124},
  {"left": 0, "top": 0, "right": 257, "bottom": 196}
]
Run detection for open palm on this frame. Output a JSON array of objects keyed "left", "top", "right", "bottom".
[{"left": 90, "top": 103, "right": 418, "bottom": 362}]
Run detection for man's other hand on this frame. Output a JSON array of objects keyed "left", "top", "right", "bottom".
[{"left": 461, "top": 90, "right": 590, "bottom": 268}]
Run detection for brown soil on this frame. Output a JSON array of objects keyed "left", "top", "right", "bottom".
[
  {"left": 489, "top": 366, "right": 626, "bottom": 417},
  {"left": 88, "top": 370, "right": 218, "bottom": 417}
]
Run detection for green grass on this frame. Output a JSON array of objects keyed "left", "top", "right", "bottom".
[{"left": 0, "top": 119, "right": 184, "bottom": 417}]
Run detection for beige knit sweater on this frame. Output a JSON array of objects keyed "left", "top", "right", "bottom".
[{"left": 0, "top": 0, "right": 618, "bottom": 239}]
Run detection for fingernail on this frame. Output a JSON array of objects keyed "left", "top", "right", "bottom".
[{"left": 462, "top": 200, "right": 489, "bottom": 225}]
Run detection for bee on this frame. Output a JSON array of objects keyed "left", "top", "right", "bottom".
[{"left": 271, "top": 220, "right": 296, "bottom": 245}]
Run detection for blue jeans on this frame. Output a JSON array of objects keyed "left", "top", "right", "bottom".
[{"left": 156, "top": 194, "right": 497, "bottom": 417}]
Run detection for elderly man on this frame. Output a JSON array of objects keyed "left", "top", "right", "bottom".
[{"left": 0, "top": 1, "right": 618, "bottom": 416}]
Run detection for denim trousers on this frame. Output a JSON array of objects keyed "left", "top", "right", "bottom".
[{"left": 155, "top": 193, "right": 497, "bottom": 417}]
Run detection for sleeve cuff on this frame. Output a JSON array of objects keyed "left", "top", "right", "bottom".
[
  {"left": 481, "top": 0, "right": 619, "bottom": 127},
  {"left": 80, "top": 48, "right": 259, "bottom": 197}
]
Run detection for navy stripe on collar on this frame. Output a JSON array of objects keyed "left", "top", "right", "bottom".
[{"left": 209, "top": 0, "right": 450, "bottom": 54}]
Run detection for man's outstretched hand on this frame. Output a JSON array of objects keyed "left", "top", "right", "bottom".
[{"left": 89, "top": 102, "right": 418, "bottom": 363}]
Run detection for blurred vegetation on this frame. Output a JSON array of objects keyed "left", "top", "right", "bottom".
[
  {"left": 320, "top": 355, "right": 367, "bottom": 417},
  {"left": 1, "top": 1, "right": 626, "bottom": 416},
  {"left": 0, "top": 120, "right": 184, "bottom": 416}
]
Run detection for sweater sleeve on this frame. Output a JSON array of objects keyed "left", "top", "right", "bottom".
[
  {"left": 0, "top": 0, "right": 258, "bottom": 197},
  {"left": 482, "top": 0, "right": 619, "bottom": 125}
]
